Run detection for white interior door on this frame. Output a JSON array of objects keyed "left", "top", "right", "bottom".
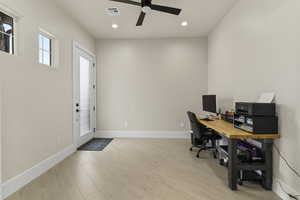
[{"left": 73, "top": 42, "right": 96, "bottom": 147}]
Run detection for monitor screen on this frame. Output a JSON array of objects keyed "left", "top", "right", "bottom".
[{"left": 202, "top": 95, "right": 217, "bottom": 114}]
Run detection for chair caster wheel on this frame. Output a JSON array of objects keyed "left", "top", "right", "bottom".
[
  {"left": 219, "top": 159, "right": 224, "bottom": 166},
  {"left": 190, "top": 148, "right": 193, "bottom": 151},
  {"left": 213, "top": 152, "right": 217, "bottom": 159},
  {"left": 238, "top": 180, "right": 243, "bottom": 186}
]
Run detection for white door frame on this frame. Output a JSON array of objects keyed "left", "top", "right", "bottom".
[{"left": 72, "top": 41, "right": 97, "bottom": 148}]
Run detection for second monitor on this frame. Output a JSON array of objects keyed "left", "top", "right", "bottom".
[{"left": 202, "top": 95, "right": 217, "bottom": 114}]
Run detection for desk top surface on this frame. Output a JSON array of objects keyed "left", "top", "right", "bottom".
[{"left": 198, "top": 119, "right": 280, "bottom": 139}]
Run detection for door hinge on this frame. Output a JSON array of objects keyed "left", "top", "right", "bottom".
[
  {"left": 93, "top": 106, "right": 96, "bottom": 111},
  {"left": 93, "top": 84, "right": 96, "bottom": 89},
  {"left": 93, "top": 63, "right": 96, "bottom": 67},
  {"left": 93, "top": 128, "right": 96, "bottom": 132}
]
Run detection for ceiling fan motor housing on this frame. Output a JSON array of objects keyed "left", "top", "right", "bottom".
[
  {"left": 142, "top": 0, "right": 152, "bottom": 13},
  {"left": 142, "top": 0, "right": 151, "bottom": 8}
]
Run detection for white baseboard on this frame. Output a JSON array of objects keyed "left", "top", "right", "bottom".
[
  {"left": 273, "top": 178, "right": 300, "bottom": 200},
  {"left": 95, "top": 130, "right": 190, "bottom": 139},
  {"left": 2, "top": 145, "right": 76, "bottom": 199}
]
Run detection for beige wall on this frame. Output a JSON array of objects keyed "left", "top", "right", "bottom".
[
  {"left": 97, "top": 38, "right": 208, "bottom": 132},
  {"left": 209, "top": 0, "right": 300, "bottom": 195},
  {"left": 0, "top": 0, "right": 95, "bottom": 181},
  {"left": 0, "top": 80, "right": 2, "bottom": 193}
]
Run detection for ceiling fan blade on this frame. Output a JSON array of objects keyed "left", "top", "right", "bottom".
[
  {"left": 151, "top": 4, "right": 181, "bottom": 15},
  {"left": 136, "top": 12, "right": 146, "bottom": 26},
  {"left": 110, "top": 0, "right": 141, "bottom": 6}
]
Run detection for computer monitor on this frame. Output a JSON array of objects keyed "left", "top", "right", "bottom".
[{"left": 202, "top": 95, "right": 217, "bottom": 114}]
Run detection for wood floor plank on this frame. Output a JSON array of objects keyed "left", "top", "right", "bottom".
[{"left": 5, "top": 139, "right": 280, "bottom": 200}]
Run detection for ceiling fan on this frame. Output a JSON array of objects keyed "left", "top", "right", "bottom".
[{"left": 109, "top": 0, "right": 182, "bottom": 26}]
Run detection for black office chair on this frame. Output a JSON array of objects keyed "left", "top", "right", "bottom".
[{"left": 187, "top": 111, "right": 221, "bottom": 158}]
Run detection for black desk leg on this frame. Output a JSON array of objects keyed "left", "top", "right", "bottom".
[
  {"left": 262, "top": 139, "right": 273, "bottom": 190},
  {"left": 228, "top": 139, "right": 238, "bottom": 190}
]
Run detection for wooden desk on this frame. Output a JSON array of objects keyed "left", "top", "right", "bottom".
[
  {"left": 198, "top": 119, "right": 280, "bottom": 139},
  {"left": 198, "top": 119, "right": 280, "bottom": 191}
]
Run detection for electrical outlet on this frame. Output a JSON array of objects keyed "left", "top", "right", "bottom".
[{"left": 180, "top": 122, "right": 185, "bottom": 128}]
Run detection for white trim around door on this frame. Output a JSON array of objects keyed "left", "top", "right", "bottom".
[{"left": 73, "top": 41, "right": 97, "bottom": 148}]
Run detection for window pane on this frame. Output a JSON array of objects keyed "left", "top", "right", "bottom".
[
  {"left": 39, "top": 34, "right": 43, "bottom": 50},
  {"left": 80, "top": 56, "right": 91, "bottom": 136},
  {"left": 0, "top": 11, "right": 14, "bottom": 54},
  {"left": 39, "top": 49, "right": 43, "bottom": 64},
  {"left": 43, "top": 36, "right": 50, "bottom": 52},
  {"left": 38, "top": 33, "right": 52, "bottom": 66},
  {"left": 3, "top": 24, "right": 12, "bottom": 34},
  {"left": 0, "top": 12, "right": 13, "bottom": 26},
  {"left": 43, "top": 51, "right": 50, "bottom": 66},
  {"left": 0, "top": 33, "right": 12, "bottom": 53}
]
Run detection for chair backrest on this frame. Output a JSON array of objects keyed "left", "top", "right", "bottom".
[{"left": 187, "top": 111, "right": 207, "bottom": 137}]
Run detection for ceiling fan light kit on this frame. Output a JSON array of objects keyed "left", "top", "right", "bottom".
[
  {"left": 110, "top": 0, "right": 182, "bottom": 26},
  {"left": 142, "top": 6, "right": 151, "bottom": 13},
  {"left": 141, "top": 0, "right": 151, "bottom": 13}
]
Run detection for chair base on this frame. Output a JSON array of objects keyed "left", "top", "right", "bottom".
[
  {"left": 196, "top": 146, "right": 216, "bottom": 158},
  {"left": 190, "top": 145, "right": 218, "bottom": 159}
]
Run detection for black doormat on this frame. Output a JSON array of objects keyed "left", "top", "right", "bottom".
[{"left": 78, "top": 138, "right": 113, "bottom": 151}]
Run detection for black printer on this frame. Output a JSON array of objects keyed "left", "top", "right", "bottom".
[{"left": 234, "top": 103, "right": 278, "bottom": 134}]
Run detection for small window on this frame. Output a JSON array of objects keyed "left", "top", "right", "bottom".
[
  {"left": 39, "top": 32, "right": 53, "bottom": 66},
  {"left": 0, "top": 11, "right": 14, "bottom": 54}
]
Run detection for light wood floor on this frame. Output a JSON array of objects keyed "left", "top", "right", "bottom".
[{"left": 6, "top": 139, "right": 280, "bottom": 200}]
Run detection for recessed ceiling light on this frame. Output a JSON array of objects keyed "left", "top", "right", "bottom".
[
  {"left": 112, "top": 24, "right": 119, "bottom": 29},
  {"left": 181, "top": 21, "right": 188, "bottom": 27}
]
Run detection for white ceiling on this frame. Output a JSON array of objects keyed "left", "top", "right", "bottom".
[{"left": 55, "top": 0, "right": 238, "bottom": 39}]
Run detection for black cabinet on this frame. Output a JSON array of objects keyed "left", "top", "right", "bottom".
[{"left": 234, "top": 103, "right": 278, "bottom": 134}]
